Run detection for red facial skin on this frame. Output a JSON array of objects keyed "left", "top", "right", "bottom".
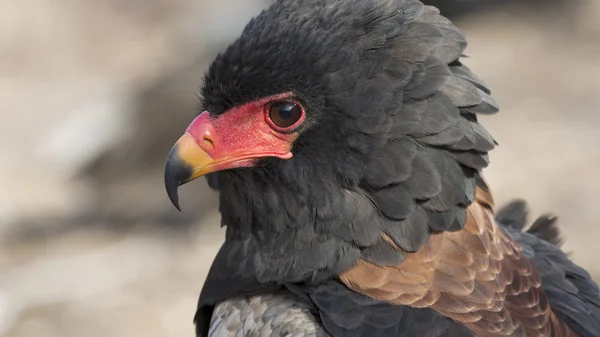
[{"left": 183, "top": 92, "right": 305, "bottom": 172}]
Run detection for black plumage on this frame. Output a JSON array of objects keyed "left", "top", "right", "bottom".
[
  {"left": 306, "top": 280, "right": 475, "bottom": 337},
  {"left": 203, "top": 0, "right": 496, "bottom": 284},
  {"left": 160, "top": 0, "right": 600, "bottom": 336},
  {"left": 197, "top": 202, "right": 600, "bottom": 337}
]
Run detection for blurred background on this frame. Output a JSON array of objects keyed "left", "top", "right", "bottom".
[{"left": 1, "top": 0, "right": 599, "bottom": 336}]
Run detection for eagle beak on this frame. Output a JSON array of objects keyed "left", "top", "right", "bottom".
[
  {"left": 164, "top": 132, "right": 214, "bottom": 211},
  {"left": 164, "top": 110, "right": 294, "bottom": 211}
]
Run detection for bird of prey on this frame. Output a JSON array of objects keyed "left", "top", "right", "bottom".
[{"left": 163, "top": 0, "right": 600, "bottom": 335}]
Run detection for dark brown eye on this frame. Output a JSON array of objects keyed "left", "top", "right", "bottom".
[{"left": 268, "top": 101, "right": 303, "bottom": 129}]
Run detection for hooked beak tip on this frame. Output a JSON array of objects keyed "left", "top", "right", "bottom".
[
  {"left": 166, "top": 182, "right": 182, "bottom": 212},
  {"left": 164, "top": 144, "right": 193, "bottom": 211}
]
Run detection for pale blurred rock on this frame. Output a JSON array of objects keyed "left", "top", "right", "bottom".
[
  {"left": 0, "top": 0, "right": 267, "bottom": 334},
  {"left": 0, "top": 0, "right": 268, "bottom": 231},
  {"left": 2, "top": 213, "right": 224, "bottom": 337},
  {"left": 578, "top": 0, "right": 600, "bottom": 36},
  {"left": 0, "top": 173, "right": 95, "bottom": 234}
]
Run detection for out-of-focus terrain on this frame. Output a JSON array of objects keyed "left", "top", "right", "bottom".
[{"left": 1, "top": 1, "right": 599, "bottom": 336}]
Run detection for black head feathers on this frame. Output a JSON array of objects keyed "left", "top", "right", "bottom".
[{"left": 199, "top": 0, "right": 499, "bottom": 284}]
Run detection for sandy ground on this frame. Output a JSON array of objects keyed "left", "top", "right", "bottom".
[{"left": 1, "top": 1, "right": 599, "bottom": 336}]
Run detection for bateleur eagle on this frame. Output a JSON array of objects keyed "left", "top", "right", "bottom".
[{"left": 163, "top": 0, "right": 600, "bottom": 336}]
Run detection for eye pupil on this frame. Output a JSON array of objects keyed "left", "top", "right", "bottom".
[
  {"left": 268, "top": 101, "right": 303, "bottom": 129},
  {"left": 279, "top": 105, "right": 293, "bottom": 119}
]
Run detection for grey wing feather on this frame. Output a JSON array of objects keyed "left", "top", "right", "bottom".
[{"left": 209, "top": 290, "right": 329, "bottom": 337}]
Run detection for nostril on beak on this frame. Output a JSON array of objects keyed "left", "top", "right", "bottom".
[{"left": 202, "top": 137, "right": 215, "bottom": 152}]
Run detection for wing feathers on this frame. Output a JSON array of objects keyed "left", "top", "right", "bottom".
[{"left": 340, "top": 187, "right": 579, "bottom": 336}]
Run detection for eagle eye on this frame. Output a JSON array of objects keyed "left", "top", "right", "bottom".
[{"left": 267, "top": 101, "right": 304, "bottom": 130}]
